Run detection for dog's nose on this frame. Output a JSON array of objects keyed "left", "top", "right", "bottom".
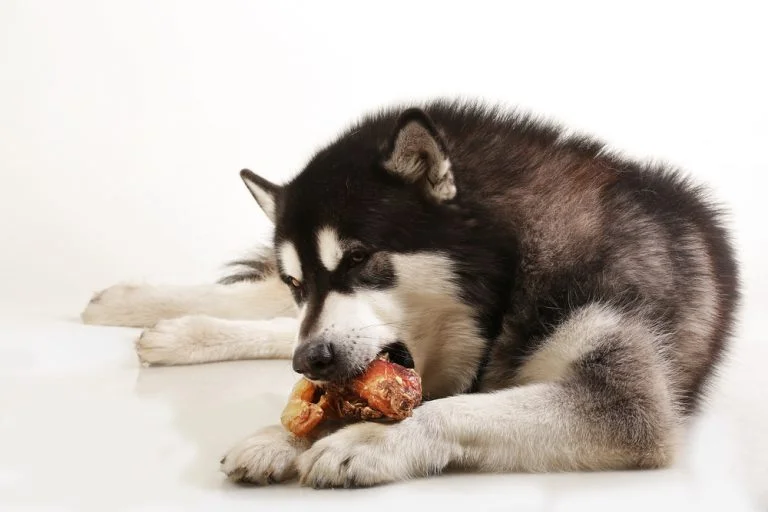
[{"left": 292, "top": 341, "right": 336, "bottom": 378}]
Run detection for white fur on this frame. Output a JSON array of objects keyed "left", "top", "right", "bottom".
[
  {"left": 515, "top": 304, "right": 622, "bottom": 384},
  {"left": 81, "top": 278, "right": 294, "bottom": 328},
  {"left": 285, "top": 251, "right": 484, "bottom": 396},
  {"left": 136, "top": 315, "right": 298, "bottom": 365},
  {"left": 316, "top": 227, "right": 343, "bottom": 272},
  {"left": 295, "top": 304, "right": 308, "bottom": 326},
  {"left": 389, "top": 253, "right": 485, "bottom": 398},
  {"left": 297, "top": 314, "right": 677, "bottom": 487},
  {"left": 310, "top": 291, "right": 396, "bottom": 340},
  {"left": 302, "top": 291, "right": 398, "bottom": 373},
  {"left": 294, "top": 304, "right": 677, "bottom": 487},
  {"left": 221, "top": 425, "right": 309, "bottom": 484},
  {"left": 243, "top": 179, "right": 276, "bottom": 222},
  {"left": 292, "top": 251, "right": 486, "bottom": 398},
  {"left": 223, "top": 302, "right": 675, "bottom": 488},
  {"left": 431, "top": 158, "right": 456, "bottom": 201},
  {"left": 294, "top": 384, "right": 609, "bottom": 487},
  {"left": 278, "top": 242, "right": 302, "bottom": 281}
]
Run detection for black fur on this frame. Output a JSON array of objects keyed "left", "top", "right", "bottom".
[
  {"left": 219, "top": 245, "right": 277, "bottom": 284},
  {"left": 232, "top": 100, "right": 739, "bottom": 412}
]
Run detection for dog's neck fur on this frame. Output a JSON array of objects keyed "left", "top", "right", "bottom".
[{"left": 391, "top": 204, "right": 517, "bottom": 399}]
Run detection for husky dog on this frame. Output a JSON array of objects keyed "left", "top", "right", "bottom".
[{"left": 82, "top": 101, "right": 739, "bottom": 488}]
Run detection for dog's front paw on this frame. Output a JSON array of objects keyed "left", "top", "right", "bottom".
[
  {"left": 81, "top": 283, "right": 150, "bottom": 327},
  {"left": 297, "top": 417, "right": 450, "bottom": 488},
  {"left": 135, "top": 316, "right": 208, "bottom": 365},
  {"left": 221, "top": 426, "right": 310, "bottom": 485}
]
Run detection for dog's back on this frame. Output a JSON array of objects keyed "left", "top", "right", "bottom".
[
  {"left": 338, "top": 101, "right": 738, "bottom": 412},
  {"left": 229, "top": 101, "right": 738, "bottom": 414}
]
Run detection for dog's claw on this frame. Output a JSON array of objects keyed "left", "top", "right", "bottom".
[{"left": 227, "top": 467, "right": 248, "bottom": 482}]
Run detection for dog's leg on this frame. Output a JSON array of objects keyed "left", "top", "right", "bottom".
[
  {"left": 81, "top": 277, "right": 294, "bottom": 328},
  {"left": 220, "top": 425, "right": 311, "bottom": 485},
  {"left": 296, "top": 305, "right": 680, "bottom": 487},
  {"left": 136, "top": 315, "right": 297, "bottom": 365},
  {"left": 221, "top": 420, "right": 349, "bottom": 484}
]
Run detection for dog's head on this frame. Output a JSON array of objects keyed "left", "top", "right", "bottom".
[{"left": 241, "top": 108, "right": 484, "bottom": 384}]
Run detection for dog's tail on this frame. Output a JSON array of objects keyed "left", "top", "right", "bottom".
[{"left": 218, "top": 245, "right": 277, "bottom": 284}]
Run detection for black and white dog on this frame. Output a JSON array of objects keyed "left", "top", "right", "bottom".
[{"left": 82, "top": 101, "right": 739, "bottom": 488}]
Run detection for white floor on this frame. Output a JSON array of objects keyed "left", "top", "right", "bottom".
[
  {"left": 2, "top": 2, "right": 767, "bottom": 510},
  {"left": 0, "top": 305, "right": 766, "bottom": 512}
]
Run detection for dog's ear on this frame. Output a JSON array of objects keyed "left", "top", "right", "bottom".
[
  {"left": 240, "top": 169, "right": 280, "bottom": 223},
  {"left": 383, "top": 108, "right": 456, "bottom": 202}
]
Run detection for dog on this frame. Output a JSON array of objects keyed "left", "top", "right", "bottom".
[{"left": 81, "top": 100, "right": 739, "bottom": 488}]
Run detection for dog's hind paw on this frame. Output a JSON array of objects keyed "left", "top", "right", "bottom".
[{"left": 221, "top": 425, "right": 309, "bottom": 485}]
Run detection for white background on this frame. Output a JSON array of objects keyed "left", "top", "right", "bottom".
[{"left": 1, "top": 1, "right": 767, "bottom": 510}]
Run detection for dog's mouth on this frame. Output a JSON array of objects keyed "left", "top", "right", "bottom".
[
  {"left": 378, "top": 340, "right": 415, "bottom": 369},
  {"left": 307, "top": 341, "right": 415, "bottom": 385}
]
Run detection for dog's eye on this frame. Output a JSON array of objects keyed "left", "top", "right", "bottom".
[
  {"left": 348, "top": 250, "right": 368, "bottom": 266},
  {"left": 286, "top": 276, "right": 301, "bottom": 288}
]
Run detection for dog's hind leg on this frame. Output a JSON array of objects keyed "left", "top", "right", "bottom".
[
  {"left": 81, "top": 277, "right": 294, "bottom": 328},
  {"left": 135, "top": 315, "right": 297, "bottom": 365}
]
